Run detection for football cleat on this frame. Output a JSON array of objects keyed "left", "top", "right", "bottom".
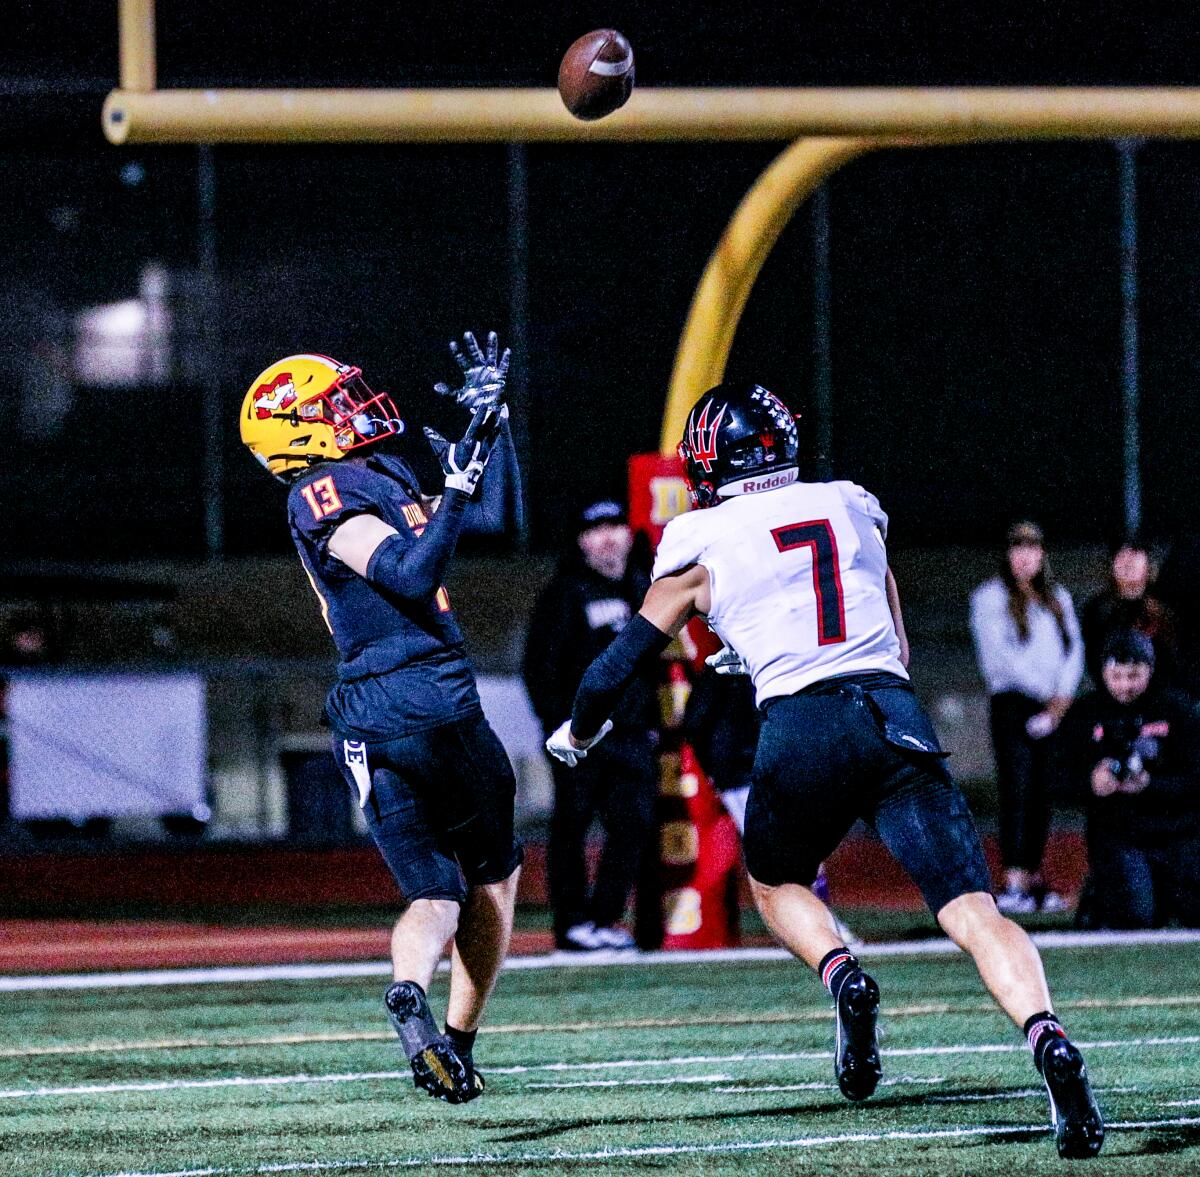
[
  {"left": 1040, "top": 1038, "right": 1105, "bottom": 1159},
  {"left": 384, "top": 981, "right": 478, "bottom": 1105},
  {"left": 834, "top": 970, "right": 882, "bottom": 1102},
  {"left": 409, "top": 1037, "right": 479, "bottom": 1104}
]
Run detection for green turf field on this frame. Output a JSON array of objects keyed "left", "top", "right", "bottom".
[{"left": 3, "top": 940, "right": 1200, "bottom": 1176}]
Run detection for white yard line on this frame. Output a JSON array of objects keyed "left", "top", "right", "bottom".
[
  {"left": 74, "top": 1117, "right": 1200, "bottom": 1177},
  {"left": 4, "top": 1035, "right": 1194, "bottom": 1102},
  {"left": 7, "top": 926, "right": 1200, "bottom": 992}
]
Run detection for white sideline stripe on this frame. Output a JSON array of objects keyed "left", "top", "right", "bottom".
[
  {"left": 7, "top": 1035, "right": 1194, "bottom": 1102},
  {"left": 72, "top": 1117, "right": 1200, "bottom": 1176},
  {"left": 7, "top": 926, "right": 1200, "bottom": 992}
]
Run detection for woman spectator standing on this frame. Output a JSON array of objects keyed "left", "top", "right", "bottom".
[
  {"left": 1081, "top": 536, "right": 1179, "bottom": 688},
  {"left": 970, "top": 521, "right": 1085, "bottom": 914}
]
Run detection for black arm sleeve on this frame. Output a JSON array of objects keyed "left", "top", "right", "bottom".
[
  {"left": 571, "top": 614, "right": 671, "bottom": 742},
  {"left": 364, "top": 487, "right": 471, "bottom": 603},
  {"left": 463, "top": 418, "right": 523, "bottom": 534}
]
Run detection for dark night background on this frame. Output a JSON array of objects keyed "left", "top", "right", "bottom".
[{"left": 6, "top": 3, "right": 1200, "bottom": 559}]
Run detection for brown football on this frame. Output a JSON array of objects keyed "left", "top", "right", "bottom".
[{"left": 557, "top": 29, "right": 635, "bottom": 121}]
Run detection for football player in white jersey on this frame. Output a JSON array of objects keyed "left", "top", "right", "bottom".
[{"left": 546, "top": 382, "right": 1103, "bottom": 1160}]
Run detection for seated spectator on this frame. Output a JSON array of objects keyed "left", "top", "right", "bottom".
[
  {"left": 1081, "top": 536, "right": 1179, "bottom": 687},
  {"left": 1061, "top": 630, "right": 1200, "bottom": 929},
  {"left": 970, "top": 521, "right": 1083, "bottom": 914}
]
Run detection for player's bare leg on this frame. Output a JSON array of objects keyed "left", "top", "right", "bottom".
[
  {"left": 418, "top": 866, "right": 520, "bottom": 1101},
  {"left": 384, "top": 898, "right": 476, "bottom": 1104},
  {"left": 748, "top": 877, "right": 843, "bottom": 966},
  {"left": 390, "top": 898, "right": 460, "bottom": 988},
  {"left": 936, "top": 891, "right": 1050, "bottom": 1024},
  {"left": 938, "top": 890, "right": 1104, "bottom": 1158},
  {"left": 749, "top": 876, "right": 881, "bottom": 1101},
  {"left": 447, "top": 865, "right": 521, "bottom": 1032}
]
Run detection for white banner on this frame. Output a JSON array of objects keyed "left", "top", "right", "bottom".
[{"left": 8, "top": 674, "right": 207, "bottom": 820}]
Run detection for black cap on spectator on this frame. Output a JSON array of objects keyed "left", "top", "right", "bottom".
[
  {"left": 576, "top": 500, "right": 627, "bottom": 536},
  {"left": 1102, "top": 628, "right": 1155, "bottom": 669},
  {"left": 1006, "top": 520, "right": 1044, "bottom": 547}
]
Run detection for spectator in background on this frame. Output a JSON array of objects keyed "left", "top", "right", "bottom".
[
  {"left": 1060, "top": 629, "right": 1200, "bottom": 929},
  {"left": 1081, "top": 536, "right": 1179, "bottom": 688},
  {"left": 523, "top": 501, "right": 659, "bottom": 952},
  {"left": 1154, "top": 533, "right": 1200, "bottom": 692},
  {"left": 970, "top": 521, "right": 1084, "bottom": 915}
]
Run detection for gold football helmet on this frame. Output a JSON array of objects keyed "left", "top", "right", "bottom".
[{"left": 240, "top": 353, "right": 404, "bottom": 480}]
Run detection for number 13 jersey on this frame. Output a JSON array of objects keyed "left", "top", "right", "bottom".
[{"left": 652, "top": 480, "right": 907, "bottom": 705}]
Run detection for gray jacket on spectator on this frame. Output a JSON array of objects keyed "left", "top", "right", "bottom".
[{"left": 970, "top": 578, "right": 1084, "bottom": 703}]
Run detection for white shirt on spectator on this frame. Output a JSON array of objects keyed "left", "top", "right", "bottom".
[{"left": 969, "top": 578, "right": 1084, "bottom": 702}]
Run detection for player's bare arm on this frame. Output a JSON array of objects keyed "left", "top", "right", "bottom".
[
  {"left": 885, "top": 566, "right": 910, "bottom": 668},
  {"left": 328, "top": 513, "right": 399, "bottom": 576}
]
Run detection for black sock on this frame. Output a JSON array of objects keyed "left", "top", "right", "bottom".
[
  {"left": 1024, "top": 1010, "right": 1067, "bottom": 1072},
  {"left": 818, "top": 947, "right": 859, "bottom": 1000},
  {"left": 445, "top": 1023, "right": 478, "bottom": 1060}
]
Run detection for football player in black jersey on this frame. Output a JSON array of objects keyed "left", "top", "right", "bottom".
[{"left": 241, "top": 334, "right": 522, "bottom": 1105}]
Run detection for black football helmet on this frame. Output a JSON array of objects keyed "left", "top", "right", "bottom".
[{"left": 678, "top": 382, "right": 800, "bottom": 508}]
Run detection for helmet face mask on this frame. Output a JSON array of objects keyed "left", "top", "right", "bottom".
[
  {"left": 240, "top": 355, "right": 404, "bottom": 481},
  {"left": 678, "top": 382, "right": 799, "bottom": 508}
]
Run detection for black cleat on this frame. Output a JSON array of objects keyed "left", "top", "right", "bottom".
[
  {"left": 384, "top": 981, "right": 479, "bottom": 1105},
  {"left": 834, "top": 969, "right": 882, "bottom": 1101},
  {"left": 1041, "top": 1038, "right": 1105, "bottom": 1159},
  {"left": 409, "top": 1037, "right": 478, "bottom": 1104}
]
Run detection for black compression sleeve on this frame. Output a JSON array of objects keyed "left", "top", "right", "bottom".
[
  {"left": 364, "top": 488, "right": 470, "bottom": 603},
  {"left": 463, "top": 418, "right": 523, "bottom": 533},
  {"left": 571, "top": 614, "right": 671, "bottom": 742}
]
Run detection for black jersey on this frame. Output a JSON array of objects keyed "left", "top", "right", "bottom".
[{"left": 288, "top": 452, "right": 481, "bottom": 737}]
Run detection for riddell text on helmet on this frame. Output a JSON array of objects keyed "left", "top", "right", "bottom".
[{"left": 727, "top": 469, "right": 800, "bottom": 497}]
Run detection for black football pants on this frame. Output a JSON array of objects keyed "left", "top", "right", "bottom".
[{"left": 549, "top": 729, "right": 657, "bottom": 939}]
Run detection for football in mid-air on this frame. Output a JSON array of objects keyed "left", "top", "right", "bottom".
[{"left": 557, "top": 29, "right": 635, "bottom": 121}]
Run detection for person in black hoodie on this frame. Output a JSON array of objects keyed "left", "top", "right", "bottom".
[
  {"left": 1060, "top": 629, "right": 1200, "bottom": 929},
  {"left": 523, "top": 501, "right": 659, "bottom": 951}
]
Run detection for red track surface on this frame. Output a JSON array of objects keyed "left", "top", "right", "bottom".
[
  {"left": 0, "top": 832, "right": 1088, "bottom": 974},
  {"left": 0, "top": 921, "right": 559, "bottom": 972}
]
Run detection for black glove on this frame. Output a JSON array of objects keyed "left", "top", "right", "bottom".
[
  {"left": 433, "top": 330, "right": 511, "bottom": 412},
  {"left": 424, "top": 404, "right": 507, "bottom": 495}
]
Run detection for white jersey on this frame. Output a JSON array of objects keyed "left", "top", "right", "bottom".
[{"left": 652, "top": 480, "right": 907, "bottom": 705}]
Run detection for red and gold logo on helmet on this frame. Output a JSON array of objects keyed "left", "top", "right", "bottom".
[
  {"left": 252, "top": 373, "right": 298, "bottom": 419},
  {"left": 685, "top": 399, "right": 728, "bottom": 473}
]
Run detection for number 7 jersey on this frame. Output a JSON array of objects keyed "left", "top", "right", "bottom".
[{"left": 652, "top": 480, "right": 907, "bottom": 705}]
